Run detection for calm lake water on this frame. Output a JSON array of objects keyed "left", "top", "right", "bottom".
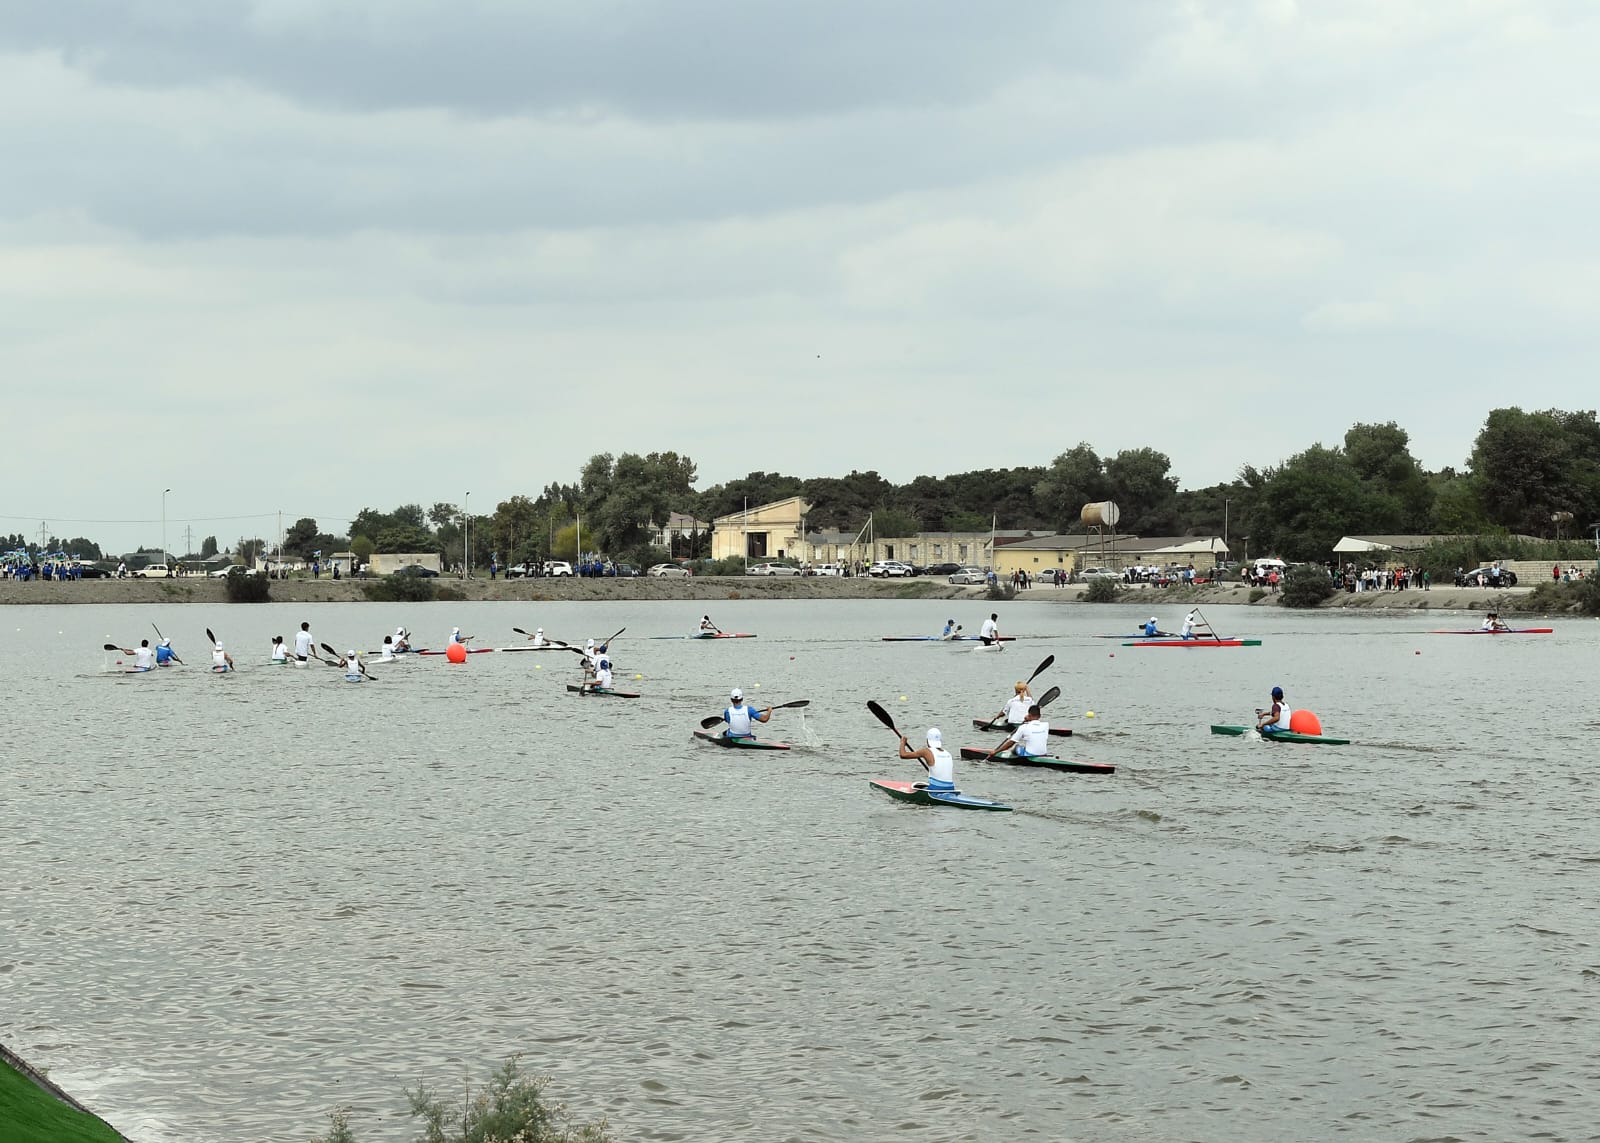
[{"left": 3, "top": 598, "right": 1598, "bottom": 1142}]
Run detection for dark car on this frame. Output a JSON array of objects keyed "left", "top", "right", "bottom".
[
  {"left": 1456, "top": 565, "right": 1517, "bottom": 587},
  {"left": 77, "top": 564, "right": 113, "bottom": 579},
  {"left": 612, "top": 563, "right": 640, "bottom": 577},
  {"left": 504, "top": 561, "right": 540, "bottom": 579},
  {"left": 393, "top": 564, "right": 440, "bottom": 578},
  {"left": 924, "top": 562, "right": 962, "bottom": 578}
]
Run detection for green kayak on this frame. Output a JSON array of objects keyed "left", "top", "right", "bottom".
[
  {"left": 1210, "top": 724, "right": 1350, "bottom": 745},
  {"left": 692, "top": 730, "right": 791, "bottom": 751}
]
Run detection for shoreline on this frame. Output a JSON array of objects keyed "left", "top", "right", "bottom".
[{"left": 0, "top": 576, "right": 1563, "bottom": 614}]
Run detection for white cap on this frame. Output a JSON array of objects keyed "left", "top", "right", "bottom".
[
  {"left": 347, "top": 649, "right": 356, "bottom": 657},
  {"left": 1149, "top": 617, "right": 1157, "bottom": 622},
  {"left": 536, "top": 627, "right": 543, "bottom": 633},
  {"left": 731, "top": 688, "right": 742, "bottom": 699},
  {"left": 214, "top": 641, "right": 223, "bottom": 649},
  {"left": 453, "top": 627, "right": 460, "bottom": 634},
  {"left": 161, "top": 638, "right": 170, "bottom": 645},
  {"left": 396, "top": 626, "right": 405, "bottom": 635},
  {"left": 926, "top": 728, "right": 942, "bottom": 747}
]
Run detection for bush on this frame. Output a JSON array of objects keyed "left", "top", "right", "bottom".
[
  {"left": 223, "top": 570, "right": 271, "bottom": 602},
  {"left": 692, "top": 557, "right": 748, "bottom": 576},
  {"left": 1524, "top": 577, "right": 1600, "bottom": 615},
  {"left": 1280, "top": 563, "right": 1336, "bottom": 609},
  {"left": 312, "top": 1056, "right": 611, "bottom": 1143},
  {"left": 1083, "top": 577, "right": 1120, "bottom": 603},
  {"left": 1248, "top": 588, "right": 1267, "bottom": 603},
  {"left": 361, "top": 575, "right": 437, "bottom": 603},
  {"left": 985, "top": 581, "right": 1017, "bottom": 602}
]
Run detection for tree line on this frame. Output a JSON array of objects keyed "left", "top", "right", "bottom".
[{"left": 31, "top": 406, "right": 1594, "bottom": 571}]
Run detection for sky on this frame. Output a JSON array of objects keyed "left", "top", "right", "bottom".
[{"left": 5, "top": 0, "right": 1600, "bottom": 555}]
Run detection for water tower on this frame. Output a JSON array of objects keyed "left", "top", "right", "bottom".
[{"left": 1080, "top": 501, "right": 1121, "bottom": 567}]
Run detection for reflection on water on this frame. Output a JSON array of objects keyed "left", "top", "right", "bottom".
[{"left": 3, "top": 599, "right": 1598, "bottom": 1141}]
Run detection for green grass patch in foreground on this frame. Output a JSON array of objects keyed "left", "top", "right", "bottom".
[{"left": 0, "top": 1058, "right": 126, "bottom": 1143}]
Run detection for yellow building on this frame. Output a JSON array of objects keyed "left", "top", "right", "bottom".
[
  {"left": 711, "top": 497, "right": 812, "bottom": 562},
  {"left": 991, "top": 535, "right": 1229, "bottom": 578}
]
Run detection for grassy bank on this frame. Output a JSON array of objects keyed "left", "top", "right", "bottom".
[{"left": 0, "top": 1054, "right": 126, "bottom": 1143}]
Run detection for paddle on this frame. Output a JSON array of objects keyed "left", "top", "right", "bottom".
[
  {"left": 1190, "top": 606, "right": 1222, "bottom": 643},
  {"left": 599, "top": 626, "right": 625, "bottom": 651},
  {"left": 206, "top": 627, "right": 217, "bottom": 647},
  {"left": 512, "top": 627, "right": 569, "bottom": 646},
  {"left": 701, "top": 618, "right": 722, "bottom": 636},
  {"left": 699, "top": 699, "right": 810, "bottom": 729},
  {"left": 104, "top": 643, "right": 130, "bottom": 653},
  {"left": 868, "top": 699, "right": 929, "bottom": 773},
  {"left": 322, "top": 642, "right": 377, "bottom": 680},
  {"left": 985, "top": 693, "right": 1060, "bottom": 761},
  {"left": 980, "top": 655, "right": 1056, "bottom": 730}
]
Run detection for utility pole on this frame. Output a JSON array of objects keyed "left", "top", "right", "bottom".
[{"left": 184, "top": 526, "right": 194, "bottom": 559}]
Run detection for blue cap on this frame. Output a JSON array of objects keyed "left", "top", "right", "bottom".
[{"left": 1271, "top": 686, "right": 1283, "bottom": 698}]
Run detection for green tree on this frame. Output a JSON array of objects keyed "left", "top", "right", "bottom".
[
  {"left": 580, "top": 451, "right": 699, "bottom": 554},
  {"left": 491, "top": 495, "right": 544, "bottom": 563},
  {"left": 1342, "top": 421, "right": 1434, "bottom": 529},
  {"left": 1468, "top": 407, "right": 1600, "bottom": 534},
  {"left": 871, "top": 505, "right": 922, "bottom": 538},
  {"left": 1034, "top": 444, "right": 1106, "bottom": 533},
  {"left": 1104, "top": 447, "right": 1180, "bottom": 534},
  {"left": 1253, "top": 444, "right": 1375, "bottom": 560},
  {"left": 698, "top": 471, "right": 804, "bottom": 522},
  {"left": 283, "top": 517, "right": 321, "bottom": 560},
  {"left": 200, "top": 535, "right": 219, "bottom": 558},
  {"left": 350, "top": 535, "right": 376, "bottom": 566},
  {"left": 801, "top": 470, "right": 894, "bottom": 531}
]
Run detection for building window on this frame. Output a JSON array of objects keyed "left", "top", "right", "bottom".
[{"left": 747, "top": 533, "right": 768, "bottom": 559}]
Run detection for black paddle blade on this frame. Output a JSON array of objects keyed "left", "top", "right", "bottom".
[
  {"left": 1038, "top": 685, "right": 1062, "bottom": 708},
  {"left": 206, "top": 628, "right": 217, "bottom": 646},
  {"left": 321, "top": 643, "right": 344, "bottom": 661},
  {"left": 866, "top": 700, "right": 898, "bottom": 733},
  {"left": 512, "top": 627, "right": 529, "bottom": 636},
  {"left": 103, "top": 643, "right": 122, "bottom": 652},
  {"left": 1027, "top": 654, "right": 1054, "bottom": 683},
  {"left": 778, "top": 699, "right": 811, "bottom": 710},
  {"left": 700, "top": 714, "right": 726, "bottom": 729}
]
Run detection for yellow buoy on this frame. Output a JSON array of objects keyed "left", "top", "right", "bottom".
[
  {"left": 900, "top": 695, "right": 908, "bottom": 701},
  {"left": 1086, "top": 711, "right": 1096, "bottom": 718}
]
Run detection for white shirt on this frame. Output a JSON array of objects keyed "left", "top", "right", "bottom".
[
  {"left": 294, "top": 630, "right": 313, "bottom": 658},
  {"left": 134, "top": 646, "right": 154, "bottom": 670},
  {"left": 531, "top": 633, "right": 546, "bottom": 646},
  {"left": 270, "top": 642, "right": 288, "bottom": 662},
  {"left": 726, "top": 701, "right": 761, "bottom": 735},
  {"left": 379, "top": 643, "right": 396, "bottom": 661},
  {"left": 1013, "top": 720, "right": 1051, "bottom": 756},
  {"left": 212, "top": 648, "right": 228, "bottom": 670},
  {"left": 927, "top": 745, "right": 955, "bottom": 786},
  {"left": 593, "top": 665, "right": 613, "bottom": 689},
  {"left": 1181, "top": 613, "right": 1197, "bottom": 636},
  {"left": 345, "top": 654, "right": 362, "bottom": 674},
  {"left": 1002, "top": 695, "right": 1031, "bottom": 725},
  {"left": 979, "top": 617, "right": 998, "bottom": 640}
]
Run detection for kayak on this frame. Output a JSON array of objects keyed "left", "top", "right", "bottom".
[
  {"left": 565, "top": 684, "right": 641, "bottom": 698},
  {"left": 210, "top": 665, "right": 232, "bottom": 674},
  {"left": 343, "top": 673, "right": 366, "bottom": 683},
  {"left": 970, "top": 718, "right": 1072, "bottom": 738},
  {"left": 869, "top": 779, "right": 1013, "bottom": 812},
  {"left": 1122, "top": 639, "right": 1262, "bottom": 648},
  {"left": 1093, "top": 632, "right": 1174, "bottom": 639},
  {"left": 958, "top": 747, "right": 1115, "bottom": 775},
  {"left": 496, "top": 645, "right": 575, "bottom": 652},
  {"left": 650, "top": 632, "right": 758, "bottom": 640},
  {"left": 881, "top": 635, "right": 1016, "bottom": 642},
  {"left": 1210, "top": 724, "right": 1350, "bottom": 745},
  {"left": 968, "top": 642, "right": 1006, "bottom": 653},
  {"left": 416, "top": 646, "right": 494, "bottom": 655},
  {"left": 692, "top": 730, "right": 791, "bottom": 751},
  {"left": 1428, "top": 627, "right": 1553, "bottom": 635}
]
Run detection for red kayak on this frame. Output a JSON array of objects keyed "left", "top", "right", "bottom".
[
  {"left": 970, "top": 719, "right": 1071, "bottom": 738},
  {"left": 1122, "top": 639, "right": 1261, "bottom": 648}
]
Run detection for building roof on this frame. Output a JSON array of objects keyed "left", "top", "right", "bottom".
[
  {"left": 993, "top": 533, "right": 1229, "bottom": 556},
  {"left": 712, "top": 496, "right": 811, "bottom": 525},
  {"left": 664, "top": 511, "right": 708, "bottom": 530}
]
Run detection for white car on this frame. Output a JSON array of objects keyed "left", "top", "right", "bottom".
[
  {"left": 746, "top": 563, "right": 802, "bottom": 576},
  {"left": 135, "top": 563, "right": 172, "bottom": 578},
  {"left": 648, "top": 563, "right": 691, "bottom": 578},
  {"left": 948, "top": 566, "right": 987, "bottom": 585},
  {"left": 869, "top": 561, "right": 912, "bottom": 578},
  {"left": 544, "top": 561, "right": 574, "bottom": 577},
  {"left": 810, "top": 563, "right": 842, "bottom": 577},
  {"left": 207, "top": 565, "right": 242, "bottom": 577},
  {"left": 1081, "top": 567, "right": 1122, "bottom": 580}
]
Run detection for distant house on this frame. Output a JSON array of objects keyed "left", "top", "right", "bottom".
[
  {"left": 711, "top": 497, "right": 811, "bottom": 562},
  {"left": 655, "top": 511, "right": 709, "bottom": 551},
  {"left": 991, "top": 534, "right": 1230, "bottom": 577}
]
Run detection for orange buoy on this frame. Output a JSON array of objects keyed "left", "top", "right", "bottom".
[
  {"left": 1288, "top": 708, "right": 1322, "bottom": 736},
  {"left": 446, "top": 642, "right": 468, "bottom": 664}
]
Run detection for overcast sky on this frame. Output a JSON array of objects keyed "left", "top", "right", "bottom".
[{"left": 5, "top": 1, "right": 1598, "bottom": 554}]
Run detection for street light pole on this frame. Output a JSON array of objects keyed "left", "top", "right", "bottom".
[
  {"left": 162, "top": 488, "right": 171, "bottom": 564},
  {"left": 1223, "top": 498, "right": 1231, "bottom": 552},
  {"left": 463, "top": 492, "right": 470, "bottom": 578}
]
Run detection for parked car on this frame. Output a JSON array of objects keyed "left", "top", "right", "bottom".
[
  {"left": 207, "top": 565, "right": 241, "bottom": 578},
  {"left": 648, "top": 563, "right": 691, "bottom": 578},
  {"left": 544, "top": 561, "right": 574, "bottom": 577},
  {"left": 134, "top": 563, "right": 172, "bottom": 578},
  {"left": 612, "top": 563, "right": 639, "bottom": 577},
  {"left": 1457, "top": 565, "right": 1518, "bottom": 587},
  {"left": 1080, "top": 567, "right": 1122, "bottom": 580},
  {"left": 76, "top": 564, "right": 113, "bottom": 579},
  {"left": 868, "top": 561, "right": 913, "bottom": 578},
  {"left": 747, "top": 563, "right": 803, "bottom": 576},
  {"left": 393, "top": 564, "right": 439, "bottom": 578},
  {"left": 948, "top": 566, "right": 987, "bottom": 585},
  {"left": 924, "top": 562, "right": 962, "bottom": 577},
  {"left": 503, "top": 561, "right": 537, "bottom": 579},
  {"left": 808, "top": 563, "right": 843, "bottom": 577}
]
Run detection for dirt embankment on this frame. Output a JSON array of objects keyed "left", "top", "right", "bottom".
[{"left": 0, "top": 575, "right": 981, "bottom": 606}]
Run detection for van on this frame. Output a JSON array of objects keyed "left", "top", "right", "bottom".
[
  {"left": 135, "top": 563, "right": 172, "bottom": 578},
  {"left": 811, "top": 563, "right": 842, "bottom": 577}
]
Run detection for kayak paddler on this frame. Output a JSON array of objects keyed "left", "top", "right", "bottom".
[
  {"left": 449, "top": 626, "right": 473, "bottom": 645},
  {"left": 1481, "top": 612, "right": 1510, "bottom": 632},
  {"left": 1181, "top": 609, "right": 1202, "bottom": 639},
  {"left": 154, "top": 637, "right": 181, "bottom": 665},
  {"left": 529, "top": 627, "right": 548, "bottom": 647},
  {"left": 989, "top": 680, "right": 1033, "bottom": 730},
  {"left": 294, "top": 621, "right": 317, "bottom": 664},
  {"left": 121, "top": 639, "right": 155, "bottom": 671},
  {"left": 721, "top": 687, "right": 771, "bottom": 740},
  {"left": 992, "top": 704, "right": 1050, "bottom": 758},
  {"left": 979, "top": 613, "right": 1000, "bottom": 646},
  {"left": 211, "top": 641, "right": 235, "bottom": 672},
  {"left": 379, "top": 634, "right": 397, "bottom": 662},
  {"left": 344, "top": 649, "right": 367, "bottom": 680},
  {"left": 1141, "top": 616, "right": 1162, "bottom": 637},
  {"left": 581, "top": 657, "right": 615, "bottom": 694},
  {"left": 270, "top": 635, "right": 289, "bottom": 663},
  {"left": 394, "top": 627, "right": 411, "bottom": 652},
  {"left": 898, "top": 727, "right": 956, "bottom": 793},
  {"left": 1255, "top": 686, "right": 1289, "bottom": 733},
  {"left": 699, "top": 615, "right": 719, "bottom": 634},
  {"left": 940, "top": 618, "right": 959, "bottom": 640}
]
